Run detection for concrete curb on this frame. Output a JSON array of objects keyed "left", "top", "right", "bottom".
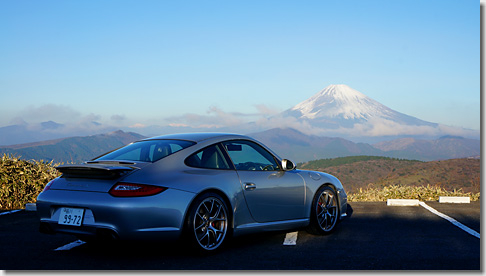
[
  {"left": 387, "top": 199, "right": 420, "bottom": 206},
  {"left": 387, "top": 197, "right": 471, "bottom": 206},
  {"left": 439, "top": 196, "right": 470, "bottom": 204}
]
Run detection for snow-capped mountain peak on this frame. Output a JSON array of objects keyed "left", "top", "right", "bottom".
[
  {"left": 315, "top": 84, "right": 367, "bottom": 102},
  {"left": 253, "top": 83, "right": 476, "bottom": 142},
  {"left": 290, "top": 84, "right": 392, "bottom": 121},
  {"left": 281, "top": 84, "right": 439, "bottom": 138}
]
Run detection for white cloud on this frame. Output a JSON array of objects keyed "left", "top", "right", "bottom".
[
  {"left": 19, "top": 104, "right": 81, "bottom": 123},
  {"left": 111, "top": 114, "right": 126, "bottom": 122},
  {"left": 165, "top": 106, "right": 261, "bottom": 129},
  {"left": 7, "top": 103, "right": 479, "bottom": 141},
  {"left": 6, "top": 104, "right": 116, "bottom": 137},
  {"left": 338, "top": 118, "right": 440, "bottom": 137},
  {"left": 129, "top": 123, "right": 147, "bottom": 128},
  {"left": 253, "top": 115, "right": 480, "bottom": 139},
  {"left": 9, "top": 117, "right": 28, "bottom": 126},
  {"left": 333, "top": 118, "right": 480, "bottom": 138},
  {"left": 253, "top": 114, "right": 323, "bottom": 136},
  {"left": 254, "top": 104, "right": 280, "bottom": 117}
]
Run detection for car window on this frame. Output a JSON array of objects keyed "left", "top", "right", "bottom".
[
  {"left": 185, "top": 144, "right": 231, "bottom": 170},
  {"left": 223, "top": 140, "right": 279, "bottom": 171},
  {"left": 96, "top": 140, "right": 195, "bottom": 162}
]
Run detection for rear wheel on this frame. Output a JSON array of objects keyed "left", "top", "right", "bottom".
[
  {"left": 307, "top": 186, "right": 339, "bottom": 235},
  {"left": 185, "top": 193, "right": 230, "bottom": 253}
]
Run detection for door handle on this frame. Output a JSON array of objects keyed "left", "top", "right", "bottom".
[{"left": 244, "top": 182, "right": 256, "bottom": 191}]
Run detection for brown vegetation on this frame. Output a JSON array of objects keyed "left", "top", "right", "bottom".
[
  {"left": 300, "top": 157, "right": 480, "bottom": 195},
  {"left": 0, "top": 154, "right": 60, "bottom": 210}
]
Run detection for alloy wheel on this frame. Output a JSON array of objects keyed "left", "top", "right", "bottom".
[
  {"left": 193, "top": 196, "right": 228, "bottom": 250},
  {"left": 316, "top": 189, "right": 338, "bottom": 232}
]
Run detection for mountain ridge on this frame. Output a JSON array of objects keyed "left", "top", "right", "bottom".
[
  {"left": 248, "top": 128, "right": 479, "bottom": 162},
  {"left": 0, "top": 84, "right": 480, "bottom": 147},
  {"left": 0, "top": 84, "right": 479, "bottom": 145},
  {"left": 0, "top": 128, "right": 479, "bottom": 163},
  {"left": 0, "top": 130, "right": 145, "bottom": 163}
]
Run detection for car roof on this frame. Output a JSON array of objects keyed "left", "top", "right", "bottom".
[{"left": 143, "top": 132, "right": 250, "bottom": 143}]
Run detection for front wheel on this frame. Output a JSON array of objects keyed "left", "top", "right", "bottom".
[
  {"left": 306, "top": 186, "right": 339, "bottom": 235},
  {"left": 185, "top": 193, "right": 230, "bottom": 253}
]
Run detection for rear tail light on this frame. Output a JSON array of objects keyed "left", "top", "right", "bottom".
[
  {"left": 42, "top": 178, "right": 57, "bottom": 192},
  {"left": 109, "top": 182, "right": 167, "bottom": 197}
]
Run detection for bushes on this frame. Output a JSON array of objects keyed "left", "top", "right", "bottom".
[
  {"left": 0, "top": 154, "right": 61, "bottom": 210},
  {"left": 348, "top": 184, "right": 480, "bottom": 202}
]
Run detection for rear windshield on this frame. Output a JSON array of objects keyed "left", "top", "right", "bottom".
[{"left": 95, "top": 139, "right": 196, "bottom": 162}]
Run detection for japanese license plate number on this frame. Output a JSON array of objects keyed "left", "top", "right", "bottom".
[{"left": 58, "top": 207, "right": 84, "bottom": 226}]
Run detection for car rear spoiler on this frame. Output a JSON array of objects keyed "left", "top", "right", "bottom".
[{"left": 56, "top": 164, "right": 137, "bottom": 179}]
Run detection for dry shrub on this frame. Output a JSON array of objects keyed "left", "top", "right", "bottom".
[
  {"left": 348, "top": 184, "right": 480, "bottom": 202},
  {"left": 0, "top": 154, "right": 61, "bottom": 210}
]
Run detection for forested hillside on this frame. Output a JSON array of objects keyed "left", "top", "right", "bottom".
[{"left": 299, "top": 156, "right": 480, "bottom": 194}]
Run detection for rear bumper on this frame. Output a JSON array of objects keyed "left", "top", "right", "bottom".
[{"left": 36, "top": 188, "right": 196, "bottom": 241}]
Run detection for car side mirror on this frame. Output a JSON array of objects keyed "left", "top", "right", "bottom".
[{"left": 282, "top": 159, "right": 296, "bottom": 171}]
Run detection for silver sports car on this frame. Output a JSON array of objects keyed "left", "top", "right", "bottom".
[{"left": 37, "top": 133, "right": 347, "bottom": 252}]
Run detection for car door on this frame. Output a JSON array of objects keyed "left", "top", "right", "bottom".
[{"left": 222, "top": 140, "right": 305, "bottom": 223}]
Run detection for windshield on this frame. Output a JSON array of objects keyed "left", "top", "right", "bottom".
[{"left": 95, "top": 139, "right": 196, "bottom": 162}]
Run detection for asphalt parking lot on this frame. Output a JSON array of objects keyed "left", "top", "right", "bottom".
[{"left": 0, "top": 201, "right": 480, "bottom": 270}]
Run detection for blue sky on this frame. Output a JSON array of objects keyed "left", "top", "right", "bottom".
[{"left": 0, "top": 0, "right": 480, "bottom": 133}]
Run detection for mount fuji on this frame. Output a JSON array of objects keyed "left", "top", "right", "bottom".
[
  {"left": 265, "top": 84, "right": 478, "bottom": 142},
  {"left": 284, "top": 84, "right": 435, "bottom": 127}
]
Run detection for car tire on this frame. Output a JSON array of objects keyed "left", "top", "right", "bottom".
[
  {"left": 306, "top": 186, "right": 339, "bottom": 235},
  {"left": 184, "top": 192, "right": 230, "bottom": 253}
]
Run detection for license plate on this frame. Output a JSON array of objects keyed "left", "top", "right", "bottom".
[{"left": 58, "top": 207, "right": 84, "bottom": 226}]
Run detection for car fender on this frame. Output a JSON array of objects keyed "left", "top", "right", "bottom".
[{"left": 297, "top": 170, "right": 347, "bottom": 218}]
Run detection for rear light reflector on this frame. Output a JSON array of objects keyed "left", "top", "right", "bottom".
[{"left": 109, "top": 182, "right": 167, "bottom": 197}]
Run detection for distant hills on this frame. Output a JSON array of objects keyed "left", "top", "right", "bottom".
[
  {"left": 249, "top": 128, "right": 382, "bottom": 161},
  {"left": 372, "top": 135, "right": 480, "bottom": 161},
  {"left": 249, "top": 128, "right": 480, "bottom": 162},
  {"left": 0, "top": 84, "right": 479, "bottom": 147},
  {"left": 300, "top": 156, "right": 480, "bottom": 194},
  {"left": 0, "top": 130, "right": 145, "bottom": 163},
  {"left": 0, "top": 120, "right": 118, "bottom": 146},
  {"left": 0, "top": 127, "right": 479, "bottom": 163}
]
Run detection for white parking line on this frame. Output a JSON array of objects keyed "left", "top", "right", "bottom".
[
  {"left": 0, "top": 210, "right": 21, "bottom": 216},
  {"left": 283, "top": 231, "right": 298, "bottom": 245},
  {"left": 54, "top": 240, "right": 86, "bottom": 251},
  {"left": 419, "top": 202, "right": 480, "bottom": 239}
]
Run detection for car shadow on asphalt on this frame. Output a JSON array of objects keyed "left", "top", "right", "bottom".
[{"left": 77, "top": 203, "right": 355, "bottom": 258}]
